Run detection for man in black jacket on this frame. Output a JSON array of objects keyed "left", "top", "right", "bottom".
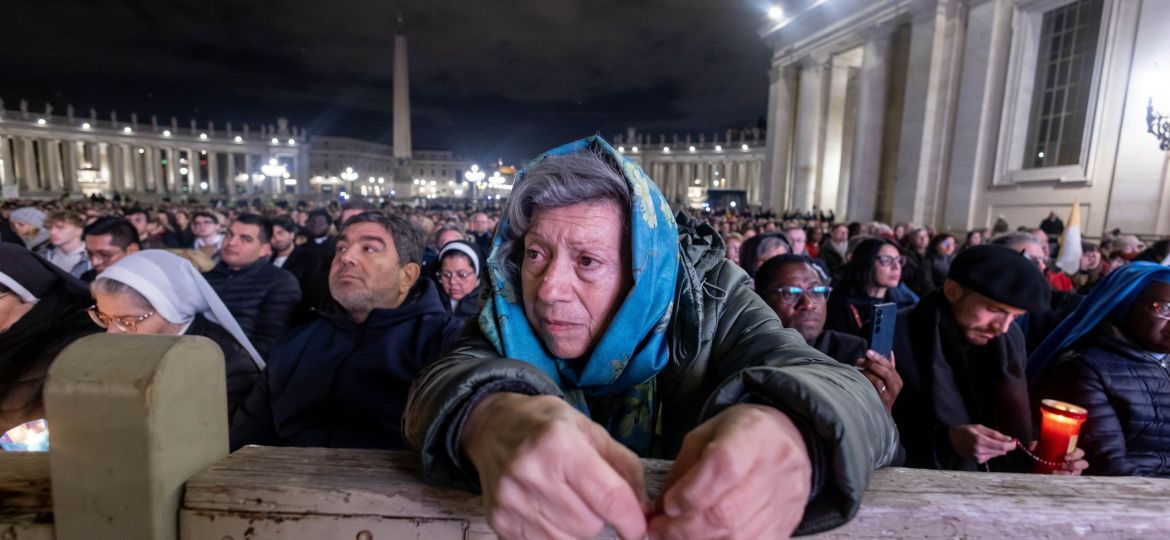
[
  {"left": 892, "top": 245, "right": 1084, "bottom": 473},
  {"left": 270, "top": 215, "right": 328, "bottom": 324},
  {"left": 230, "top": 211, "right": 461, "bottom": 450},
  {"left": 204, "top": 214, "right": 301, "bottom": 360}
]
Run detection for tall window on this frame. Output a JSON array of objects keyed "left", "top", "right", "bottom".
[{"left": 1023, "top": 0, "right": 1104, "bottom": 169}]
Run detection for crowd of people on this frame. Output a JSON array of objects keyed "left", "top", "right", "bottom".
[{"left": 2, "top": 134, "right": 1169, "bottom": 537}]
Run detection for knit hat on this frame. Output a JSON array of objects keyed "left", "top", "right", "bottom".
[
  {"left": 10, "top": 207, "right": 45, "bottom": 229},
  {"left": 947, "top": 244, "right": 1051, "bottom": 313}
]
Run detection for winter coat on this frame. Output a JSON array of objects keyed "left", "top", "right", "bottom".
[
  {"left": 1032, "top": 323, "right": 1170, "bottom": 477},
  {"left": 436, "top": 282, "right": 484, "bottom": 320},
  {"left": 204, "top": 259, "right": 302, "bottom": 360},
  {"left": 403, "top": 213, "right": 898, "bottom": 536},
  {"left": 229, "top": 278, "right": 462, "bottom": 450}
]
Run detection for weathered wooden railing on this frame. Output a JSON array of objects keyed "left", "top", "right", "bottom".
[{"left": 4, "top": 334, "right": 1170, "bottom": 539}]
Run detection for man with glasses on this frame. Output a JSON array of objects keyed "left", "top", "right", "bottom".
[
  {"left": 80, "top": 217, "right": 141, "bottom": 283},
  {"left": 891, "top": 245, "right": 1069, "bottom": 473},
  {"left": 755, "top": 255, "right": 901, "bottom": 412},
  {"left": 191, "top": 211, "right": 225, "bottom": 262}
]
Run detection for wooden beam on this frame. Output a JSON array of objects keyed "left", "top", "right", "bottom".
[
  {"left": 183, "top": 446, "right": 1170, "bottom": 539},
  {"left": 0, "top": 453, "right": 53, "bottom": 540}
]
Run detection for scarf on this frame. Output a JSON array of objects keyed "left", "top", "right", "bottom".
[
  {"left": 478, "top": 136, "right": 679, "bottom": 454},
  {"left": 97, "top": 250, "right": 265, "bottom": 370},
  {"left": 1028, "top": 262, "right": 1170, "bottom": 378}
]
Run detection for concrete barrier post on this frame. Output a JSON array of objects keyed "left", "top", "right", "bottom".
[{"left": 44, "top": 334, "right": 229, "bottom": 540}]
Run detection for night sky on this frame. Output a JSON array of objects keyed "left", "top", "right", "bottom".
[{"left": 1, "top": 0, "right": 775, "bottom": 164}]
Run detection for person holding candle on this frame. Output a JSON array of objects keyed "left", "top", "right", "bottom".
[
  {"left": 1029, "top": 262, "right": 1170, "bottom": 476},
  {"left": 892, "top": 245, "right": 1087, "bottom": 473}
]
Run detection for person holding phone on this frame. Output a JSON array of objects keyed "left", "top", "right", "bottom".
[
  {"left": 756, "top": 254, "right": 902, "bottom": 412},
  {"left": 824, "top": 237, "right": 919, "bottom": 338}
]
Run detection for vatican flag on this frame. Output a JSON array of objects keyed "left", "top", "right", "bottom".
[{"left": 1055, "top": 198, "right": 1082, "bottom": 275}]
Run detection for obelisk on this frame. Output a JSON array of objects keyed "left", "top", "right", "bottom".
[{"left": 392, "top": 12, "right": 412, "bottom": 184}]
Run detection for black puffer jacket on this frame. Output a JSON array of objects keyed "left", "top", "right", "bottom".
[
  {"left": 1032, "top": 323, "right": 1170, "bottom": 477},
  {"left": 404, "top": 213, "right": 898, "bottom": 536},
  {"left": 204, "top": 259, "right": 301, "bottom": 360}
]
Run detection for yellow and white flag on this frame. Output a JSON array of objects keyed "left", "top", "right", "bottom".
[{"left": 1055, "top": 198, "right": 1082, "bottom": 275}]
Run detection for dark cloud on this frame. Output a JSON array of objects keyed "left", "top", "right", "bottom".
[{"left": 0, "top": 0, "right": 773, "bottom": 163}]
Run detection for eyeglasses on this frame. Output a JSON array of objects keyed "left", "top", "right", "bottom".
[
  {"left": 439, "top": 270, "right": 476, "bottom": 282},
  {"left": 875, "top": 255, "right": 906, "bottom": 268},
  {"left": 767, "top": 285, "right": 832, "bottom": 304},
  {"left": 87, "top": 305, "right": 155, "bottom": 333},
  {"left": 1152, "top": 302, "right": 1170, "bottom": 320}
]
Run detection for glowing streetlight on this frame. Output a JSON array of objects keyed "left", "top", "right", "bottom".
[
  {"left": 199, "top": 133, "right": 208, "bottom": 140},
  {"left": 123, "top": 127, "right": 133, "bottom": 134},
  {"left": 689, "top": 146, "right": 696, "bottom": 152},
  {"left": 663, "top": 146, "right": 671, "bottom": 153},
  {"left": 81, "top": 122, "right": 91, "bottom": 130},
  {"left": 340, "top": 167, "right": 358, "bottom": 183},
  {"left": 162, "top": 130, "right": 172, "bottom": 137},
  {"left": 271, "top": 137, "right": 279, "bottom": 144},
  {"left": 234, "top": 136, "right": 243, "bottom": 143},
  {"left": 36, "top": 118, "right": 46, "bottom": 126}
]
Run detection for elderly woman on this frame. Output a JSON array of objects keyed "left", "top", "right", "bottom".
[
  {"left": 0, "top": 244, "right": 99, "bottom": 432},
  {"left": 825, "top": 237, "right": 918, "bottom": 337},
  {"left": 91, "top": 250, "right": 263, "bottom": 413},
  {"left": 434, "top": 240, "right": 485, "bottom": 319},
  {"left": 404, "top": 137, "right": 896, "bottom": 539},
  {"left": 1030, "top": 263, "right": 1170, "bottom": 477}
]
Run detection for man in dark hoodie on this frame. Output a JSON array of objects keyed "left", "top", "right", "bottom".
[{"left": 230, "top": 211, "right": 462, "bottom": 450}]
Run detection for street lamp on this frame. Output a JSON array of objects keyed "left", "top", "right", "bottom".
[{"left": 464, "top": 164, "right": 486, "bottom": 200}]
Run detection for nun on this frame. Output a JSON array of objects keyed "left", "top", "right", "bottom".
[
  {"left": 434, "top": 240, "right": 485, "bottom": 319},
  {"left": 90, "top": 250, "right": 263, "bottom": 414},
  {"left": 0, "top": 243, "right": 99, "bottom": 432}
]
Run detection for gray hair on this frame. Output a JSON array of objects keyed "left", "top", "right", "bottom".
[
  {"left": 990, "top": 231, "right": 1043, "bottom": 250},
  {"left": 91, "top": 278, "right": 173, "bottom": 322},
  {"left": 756, "top": 235, "right": 790, "bottom": 259},
  {"left": 497, "top": 150, "right": 631, "bottom": 284}
]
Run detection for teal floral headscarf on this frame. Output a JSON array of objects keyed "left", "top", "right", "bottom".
[{"left": 478, "top": 136, "right": 679, "bottom": 454}]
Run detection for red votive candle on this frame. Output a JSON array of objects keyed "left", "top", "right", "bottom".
[{"left": 1033, "top": 399, "right": 1088, "bottom": 474}]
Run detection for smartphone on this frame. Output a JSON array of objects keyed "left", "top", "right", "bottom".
[{"left": 868, "top": 302, "right": 897, "bottom": 360}]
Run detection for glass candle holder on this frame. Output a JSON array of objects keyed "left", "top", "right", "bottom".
[{"left": 1033, "top": 399, "right": 1087, "bottom": 474}]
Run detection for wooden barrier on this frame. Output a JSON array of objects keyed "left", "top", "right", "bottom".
[
  {"left": 182, "top": 446, "right": 1170, "bottom": 539},
  {"left": 7, "top": 333, "right": 1170, "bottom": 539},
  {"left": 0, "top": 453, "right": 52, "bottom": 540}
]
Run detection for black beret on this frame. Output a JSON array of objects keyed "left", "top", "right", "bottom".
[{"left": 947, "top": 244, "right": 1051, "bottom": 313}]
